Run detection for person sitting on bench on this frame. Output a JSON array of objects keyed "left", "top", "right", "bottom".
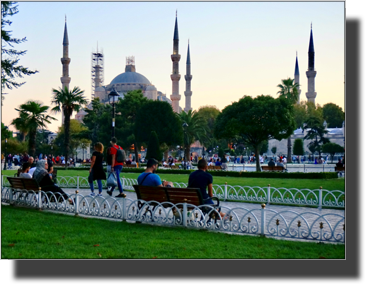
[
  {"left": 20, "top": 162, "right": 33, "bottom": 178},
  {"left": 137, "top": 158, "right": 173, "bottom": 187},
  {"left": 33, "top": 159, "right": 71, "bottom": 202},
  {"left": 268, "top": 158, "right": 275, "bottom": 167},
  {"left": 188, "top": 159, "right": 226, "bottom": 219}
]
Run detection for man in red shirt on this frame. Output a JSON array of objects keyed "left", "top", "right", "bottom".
[{"left": 106, "top": 137, "right": 126, "bottom": 198}]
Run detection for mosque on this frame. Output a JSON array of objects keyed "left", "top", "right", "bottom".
[
  {"left": 72, "top": 13, "right": 191, "bottom": 122},
  {"left": 57, "top": 14, "right": 343, "bottom": 159}
]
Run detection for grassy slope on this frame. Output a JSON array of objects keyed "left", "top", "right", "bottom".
[{"left": 1, "top": 205, "right": 345, "bottom": 259}]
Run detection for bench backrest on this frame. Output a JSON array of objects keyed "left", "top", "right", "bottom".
[
  {"left": 133, "top": 185, "right": 203, "bottom": 206},
  {"left": 7, "top": 177, "right": 40, "bottom": 191},
  {"left": 262, "top": 166, "right": 285, "bottom": 170}
]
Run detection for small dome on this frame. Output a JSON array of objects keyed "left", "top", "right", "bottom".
[
  {"left": 146, "top": 85, "right": 156, "bottom": 91},
  {"left": 95, "top": 86, "right": 105, "bottom": 92},
  {"left": 110, "top": 72, "right": 151, "bottom": 85}
]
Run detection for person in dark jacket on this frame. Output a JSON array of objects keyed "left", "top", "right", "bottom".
[
  {"left": 89, "top": 142, "right": 107, "bottom": 197},
  {"left": 33, "top": 159, "right": 71, "bottom": 203}
]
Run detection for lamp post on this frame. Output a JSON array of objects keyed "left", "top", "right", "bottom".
[
  {"left": 108, "top": 86, "right": 120, "bottom": 138},
  {"left": 182, "top": 123, "right": 188, "bottom": 163},
  {"left": 3, "top": 125, "right": 9, "bottom": 170},
  {"left": 3, "top": 138, "right": 7, "bottom": 170}
]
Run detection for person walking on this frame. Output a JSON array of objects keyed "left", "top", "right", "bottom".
[
  {"left": 89, "top": 142, "right": 107, "bottom": 197},
  {"left": 107, "top": 137, "right": 126, "bottom": 198}
]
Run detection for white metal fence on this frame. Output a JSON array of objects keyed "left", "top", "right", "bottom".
[
  {"left": 1, "top": 187, "right": 345, "bottom": 243},
  {"left": 1, "top": 175, "right": 345, "bottom": 210}
]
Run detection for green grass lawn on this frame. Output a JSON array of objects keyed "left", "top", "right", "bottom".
[
  {"left": 2, "top": 169, "right": 345, "bottom": 191},
  {"left": 1, "top": 205, "right": 345, "bottom": 259}
]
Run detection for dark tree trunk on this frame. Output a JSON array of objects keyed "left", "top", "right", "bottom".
[
  {"left": 255, "top": 145, "right": 261, "bottom": 172},
  {"left": 29, "top": 130, "right": 36, "bottom": 158},
  {"left": 287, "top": 136, "right": 292, "bottom": 163},
  {"left": 64, "top": 109, "right": 71, "bottom": 170},
  {"left": 185, "top": 144, "right": 191, "bottom": 163},
  {"left": 134, "top": 140, "right": 139, "bottom": 167}
]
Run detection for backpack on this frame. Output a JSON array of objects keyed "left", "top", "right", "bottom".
[{"left": 114, "top": 145, "right": 127, "bottom": 163}]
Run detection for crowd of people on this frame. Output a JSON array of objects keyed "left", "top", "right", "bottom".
[{"left": 4, "top": 137, "right": 345, "bottom": 218}]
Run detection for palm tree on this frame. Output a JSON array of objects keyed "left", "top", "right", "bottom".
[
  {"left": 303, "top": 116, "right": 330, "bottom": 158},
  {"left": 277, "top": 78, "right": 300, "bottom": 163},
  {"left": 12, "top": 100, "right": 56, "bottom": 156},
  {"left": 11, "top": 111, "right": 29, "bottom": 141},
  {"left": 51, "top": 86, "right": 87, "bottom": 168},
  {"left": 177, "top": 110, "right": 207, "bottom": 162}
]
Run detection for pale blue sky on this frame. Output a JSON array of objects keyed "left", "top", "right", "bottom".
[{"left": 2, "top": 1, "right": 345, "bottom": 132}]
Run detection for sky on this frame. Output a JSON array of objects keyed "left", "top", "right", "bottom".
[{"left": 1, "top": 1, "right": 345, "bottom": 133}]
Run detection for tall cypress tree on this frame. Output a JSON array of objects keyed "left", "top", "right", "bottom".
[{"left": 146, "top": 131, "right": 162, "bottom": 161}]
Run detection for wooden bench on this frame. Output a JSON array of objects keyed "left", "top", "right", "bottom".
[
  {"left": 207, "top": 165, "right": 222, "bottom": 170},
  {"left": 6, "top": 177, "right": 72, "bottom": 205},
  {"left": 133, "top": 185, "right": 220, "bottom": 223},
  {"left": 7, "top": 176, "right": 40, "bottom": 192},
  {"left": 335, "top": 166, "right": 345, "bottom": 172},
  {"left": 261, "top": 166, "right": 286, "bottom": 172},
  {"left": 124, "top": 164, "right": 137, "bottom": 168}
]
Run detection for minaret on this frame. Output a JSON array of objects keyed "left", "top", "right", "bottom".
[
  {"left": 294, "top": 52, "right": 301, "bottom": 104},
  {"left": 184, "top": 40, "right": 192, "bottom": 112},
  {"left": 60, "top": 16, "right": 71, "bottom": 125},
  {"left": 306, "top": 24, "right": 317, "bottom": 103},
  {"left": 170, "top": 12, "right": 181, "bottom": 113}
]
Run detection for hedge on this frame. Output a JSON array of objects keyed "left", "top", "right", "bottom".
[{"left": 55, "top": 167, "right": 338, "bottom": 179}]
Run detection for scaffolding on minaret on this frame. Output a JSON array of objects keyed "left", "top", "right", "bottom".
[
  {"left": 126, "top": 56, "right": 135, "bottom": 66},
  {"left": 91, "top": 46, "right": 104, "bottom": 100}
]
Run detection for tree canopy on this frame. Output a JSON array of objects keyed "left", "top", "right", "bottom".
[
  {"left": 322, "top": 103, "right": 345, "bottom": 128},
  {"left": 303, "top": 115, "right": 330, "bottom": 156},
  {"left": 13, "top": 100, "right": 56, "bottom": 157},
  {"left": 135, "top": 100, "right": 183, "bottom": 148},
  {"left": 145, "top": 131, "right": 162, "bottom": 161},
  {"left": 322, "top": 142, "right": 344, "bottom": 163},
  {"left": 1, "top": 1, "right": 38, "bottom": 92},
  {"left": 215, "top": 95, "right": 296, "bottom": 171},
  {"left": 293, "top": 138, "right": 304, "bottom": 156}
]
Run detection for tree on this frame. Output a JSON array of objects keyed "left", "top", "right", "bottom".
[
  {"left": 51, "top": 86, "right": 87, "bottom": 168},
  {"left": 197, "top": 105, "right": 220, "bottom": 149},
  {"left": 293, "top": 138, "right": 304, "bottom": 159},
  {"left": 12, "top": 100, "right": 56, "bottom": 157},
  {"left": 322, "top": 142, "right": 344, "bottom": 163},
  {"left": 146, "top": 131, "right": 162, "bottom": 161},
  {"left": 260, "top": 140, "right": 268, "bottom": 155},
  {"left": 1, "top": 2, "right": 38, "bottom": 93},
  {"left": 322, "top": 103, "right": 345, "bottom": 128},
  {"left": 54, "top": 119, "right": 91, "bottom": 159},
  {"left": 1, "top": 122, "right": 12, "bottom": 140},
  {"left": 135, "top": 100, "right": 183, "bottom": 150},
  {"left": 177, "top": 109, "right": 207, "bottom": 161},
  {"left": 116, "top": 90, "right": 150, "bottom": 164},
  {"left": 215, "top": 95, "right": 296, "bottom": 171},
  {"left": 277, "top": 78, "right": 300, "bottom": 163},
  {"left": 303, "top": 115, "right": 330, "bottom": 158},
  {"left": 11, "top": 111, "right": 29, "bottom": 141},
  {"left": 1, "top": 137, "right": 28, "bottom": 156}
]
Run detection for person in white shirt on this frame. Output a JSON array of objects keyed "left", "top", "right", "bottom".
[{"left": 20, "top": 162, "right": 33, "bottom": 178}]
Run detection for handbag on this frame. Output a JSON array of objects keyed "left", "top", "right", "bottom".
[{"left": 107, "top": 172, "right": 118, "bottom": 187}]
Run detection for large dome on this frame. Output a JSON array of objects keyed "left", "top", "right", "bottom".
[{"left": 110, "top": 71, "right": 151, "bottom": 85}]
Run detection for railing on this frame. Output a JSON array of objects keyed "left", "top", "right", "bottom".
[
  {"left": 1, "top": 175, "right": 345, "bottom": 210},
  {"left": 1, "top": 187, "right": 345, "bottom": 243}
]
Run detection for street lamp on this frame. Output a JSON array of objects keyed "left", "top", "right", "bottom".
[
  {"left": 3, "top": 138, "right": 7, "bottom": 170},
  {"left": 182, "top": 123, "right": 188, "bottom": 163},
  {"left": 108, "top": 86, "right": 120, "bottom": 137},
  {"left": 3, "top": 125, "right": 9, "bottom": 170}
]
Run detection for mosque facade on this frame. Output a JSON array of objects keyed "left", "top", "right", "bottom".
[{"left": 59, "top": 15, "right": 342, "bottom": 160}]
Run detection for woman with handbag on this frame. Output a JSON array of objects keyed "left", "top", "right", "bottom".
[{"left": 89, "top": 142, "right": 107, "bottom": 197}]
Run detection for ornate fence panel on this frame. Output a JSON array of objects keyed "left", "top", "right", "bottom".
[
  {"left": 1, "top": 187, "right": 345, "bottom": 243},
  {"left": 1, "top": 175, "right": 345, "bottom": 209}
]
